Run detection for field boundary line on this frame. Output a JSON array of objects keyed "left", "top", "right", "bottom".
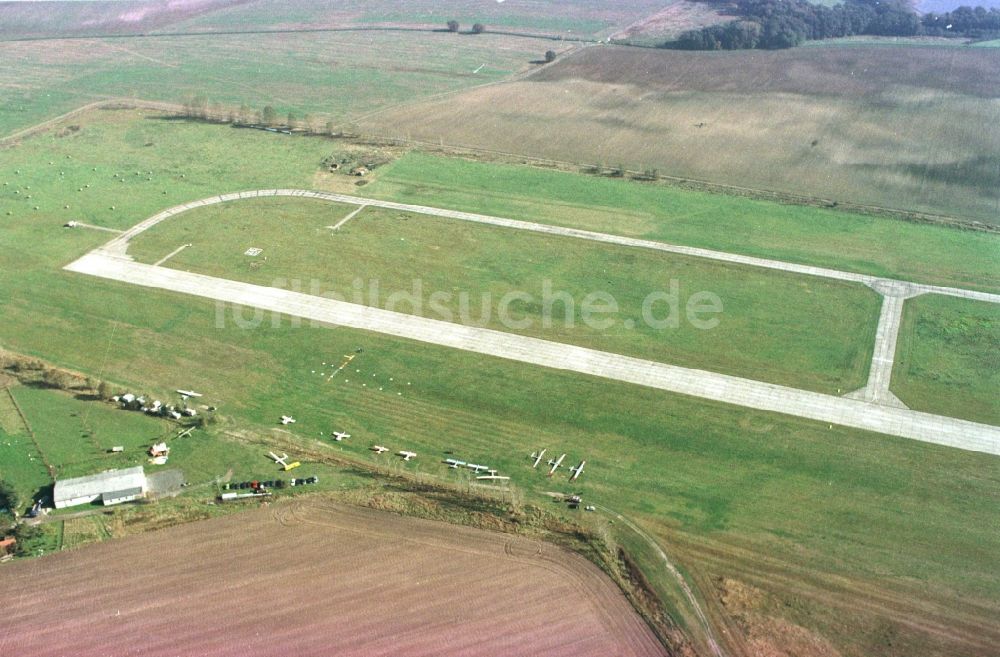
[
  {"left": 598, "top": 505, "right": 725, "bottom": 657},
  {"left": 0, "top": 98, "right": 182, "bottom": 143},
  {"left": 340, "top": 42, "right": 591, "bottom": 129},
  {"left": 4, "top": 386, "right": 56, "bottom": 479},
  {"left": 1, "top": 25, "right": 603, "bottom": 47}
]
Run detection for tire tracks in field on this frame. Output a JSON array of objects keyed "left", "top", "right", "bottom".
[
  {"left": 666, "top": 531, "right": 1000, "bottom": 653},
  {"left": 0, "top": 98, "right": 182, "bottom": 144},
  {"left": 341, "top": 41, "right": 592, "bottom": 131},
  {"left": 596, "top": 505, "right": 726, "bottom": 657}
]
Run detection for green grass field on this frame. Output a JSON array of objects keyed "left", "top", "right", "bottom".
[
  {"left": 1, "top": 0, "right": 669, "bottom": 40},
  {"left": 893, "top": 295, "right": 1000, "bottom": 425},
  {"left": 128, "top": 197, "right": 880, "bottom": 394},
  {"left": 361, "top": 152, "right": 1000, "bottom": 292},
  {"left": 11, "top": 385, "right": 170, "bottom": 481},
  {"left": 0, "top": 30, "right": 558, "bottom": 137},
  {"left": 0, "top": 394, "right": 50, "bottom": 514},
  {"left": 1, "top": 110, "right": 998, "bottom": 656}
]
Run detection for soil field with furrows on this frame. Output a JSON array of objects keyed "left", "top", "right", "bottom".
[
  {"left": 0, "top": 501, "right": 666, "bottom": 657},
  {"left": 359, "top": 45, "right": 1000, "bottom": 226}
]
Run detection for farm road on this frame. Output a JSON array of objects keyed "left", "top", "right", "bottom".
[{"left": 65, "top": 251, "right": 1000, "bottom": 456}]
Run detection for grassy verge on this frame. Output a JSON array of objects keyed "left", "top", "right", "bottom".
[
  {"left": 893, "top": 294, "right": 1000, "bottom": 425},
  {"left": 128, "top": 197, "right": 880, "bottom": 394},
  {"left": 359, "top": 152, "right": 1000, "bottom": 292}
]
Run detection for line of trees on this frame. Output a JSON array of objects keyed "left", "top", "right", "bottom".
[
  {"left": 922, "top": 6, "right": 1000, "bottom": 37},
  {"left": 673, "top": 0, "right": 1000, "bottom": 50},
  {"left": 178, "top": 97, "right": 341, "bottom": 134}
]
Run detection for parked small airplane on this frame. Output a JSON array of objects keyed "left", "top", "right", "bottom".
[
  {"left": 176, "top": 427, "right": 195, "bottom": 439},
  {"left": 398, "top": 450, "right": 417, "bottom": 461},
  {"left": 444, "top": 458, "right": 467, "bottom": 468},
  {"left": 332, "top": 431, "right": 350, "bottom": 441},
  {"left": 530, "top": 449, "right": 546, "bottom": 468},
  {"left": 176, "top": 389, "right": 203, "bottom": 398},
  {"left": 476, "top": 475, "right": 510, "bottom": 481},
  {"left": 268, "top": 451, "right": 301, "bottom": 471},
  {"left": 280, "top": 415, "right": 296, "bottom": 425},
  {"left": 569, "top": 461, "right": 586, "bottom": 481},
  {"left": 466, "top": 463, "right": 490, "bottom": 473},
  {"left": 370, "top": 445, "right": 389, "bottom": 454},
  {"left": 548, "top": 453, "right": 566, "bottom": 476}
]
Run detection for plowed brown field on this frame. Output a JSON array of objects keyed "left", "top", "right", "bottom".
[{"left": 0, "top": 502, "right": 666, "bottom": 657}]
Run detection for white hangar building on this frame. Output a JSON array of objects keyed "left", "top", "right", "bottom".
[{"left": 53, "top": 466, "right": 147, "bottom": 509}]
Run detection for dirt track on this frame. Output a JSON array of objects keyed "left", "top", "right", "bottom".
[{"left": 0, "top": 502, "right": 666, "bottom": 657}]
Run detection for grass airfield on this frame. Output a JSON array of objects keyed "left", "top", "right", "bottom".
[
  {"left": 894, "top": 295, "right": 1000, "bottom": 425},
  {"left": 128, "top": 197, "right": 881, "bottom": 394},
  {"left": 0, "top": 110, "right": 998, "bottom": 656},
  {"left": 361, "top": 152, "right": 1000, "bottom": 292}
]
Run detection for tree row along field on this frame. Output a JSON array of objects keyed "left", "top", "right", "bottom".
[
  {"left": 357, "top": 44, "right": 1000, "bottom": 227},
  {"left": 1, "top": 109, "right": 998, "bottom": 656},
  {"left": 0, "top": 29, "right": 560, "bottom": 138},
  {"left": 127, "top": 197, "right": 881, "bottom": 395}
]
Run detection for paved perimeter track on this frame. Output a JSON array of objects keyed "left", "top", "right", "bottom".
[
  {"left": 65, "top": 252, "right": 1000, "bottom": 456},
  {"left": 99, "top": 189, "right": 1000, "bottom": 303}
]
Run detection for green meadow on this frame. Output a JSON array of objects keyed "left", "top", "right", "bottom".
[
  {"left": 0, "top": 30, "right": 555, "bottom": 137},
  {"left": 894, "top": 294, "right": 1000, "bottom": 425},
  {"left": 361, "top": 152, "right": 1000, "bottom": 292}
]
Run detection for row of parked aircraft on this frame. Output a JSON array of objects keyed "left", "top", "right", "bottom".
[
  {"left": 530, "top": 449, "right": 585, "bottom": 480},
  {"left": 370, "top": 445, "right": 417, "bottom": 461},
  {"left": 442, "top": 458, "right": 510, "bottom": 480}
]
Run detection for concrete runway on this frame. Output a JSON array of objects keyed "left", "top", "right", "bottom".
[{"left": 65, "top": 251, "right": 1000, "bottom": 456}]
